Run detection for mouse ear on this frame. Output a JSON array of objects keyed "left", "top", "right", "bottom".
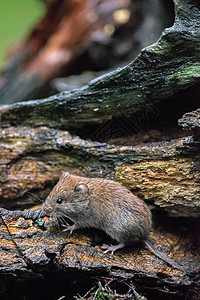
[
  {"left": 74, "top": 183, "right": 89, "bottom": 194},
  {"left": 62, "top": 172, "right": 69, "bottom": 178}
]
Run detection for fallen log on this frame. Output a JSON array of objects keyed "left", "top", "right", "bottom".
[
  {"left": 0, "top": 0, "right": 199, "bottom": 129},
  {"left": 0, "top": 126, "right": 199, "bottom": 216},
  {"left": 0, "top": 208, "right": 199, "bottom": 299}
]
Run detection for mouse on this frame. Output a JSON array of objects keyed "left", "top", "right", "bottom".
[{"left": 42, "top": 172, "right": 186, "bottom": 272}]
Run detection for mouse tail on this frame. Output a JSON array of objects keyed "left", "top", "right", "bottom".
[{"left": 145, "top": 240, "right": 186, "bottom": 272}]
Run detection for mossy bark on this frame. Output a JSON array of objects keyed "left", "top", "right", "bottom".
[{"left": 0, "top": 0, "right": 200, "bottom": 129}]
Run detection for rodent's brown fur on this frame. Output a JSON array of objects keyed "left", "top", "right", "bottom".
[
  {"left": 42, "top": 172, "right": 185, "bottom": 272},
  {"left": 43, "top": 172, "right": 152, "bottom": 244}
]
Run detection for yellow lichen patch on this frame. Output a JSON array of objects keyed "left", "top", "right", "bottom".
[
  {"left": 27, "top": 205, "right": 42, "bottom": 210},
  {"left": 115, "top": 159, "right": 200, "bottom": 214}
]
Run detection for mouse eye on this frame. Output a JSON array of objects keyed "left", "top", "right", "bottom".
[{"left": 57, "top": 197, "right": 63, "bottom": 204}]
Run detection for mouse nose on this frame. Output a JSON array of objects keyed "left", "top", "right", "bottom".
[{"left": 42, "top": 205, "right": 53, "bottom": 216}]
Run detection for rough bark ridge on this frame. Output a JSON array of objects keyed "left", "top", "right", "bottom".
[
  {"left": 0, "top": 210, "right": 199, "bottom": 300},
  {"left": 0, "top": 126, "right": 199, "bottom": 215}
]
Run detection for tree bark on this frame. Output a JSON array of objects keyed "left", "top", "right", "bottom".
[
  {"left": 0, "top": 0, "right": 199, "bottom": 128},
  {"left": 0, "top": 209, "right": 199, "bottom": 299},
  {"left": 0, "top": 126, "right": 199, "bottom": 215}
]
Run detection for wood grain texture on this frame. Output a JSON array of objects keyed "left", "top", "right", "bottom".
[
  {"left": 0, "top": 126, "right": 199, "bottom": 215},
  {"left": 0, "top": 210, "right": 199, "bottom": 299}
]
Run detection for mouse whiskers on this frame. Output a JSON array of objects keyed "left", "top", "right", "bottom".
[
  {"left": 25, "top": 192, "right": 44, "bottom": 205},
  {"left": 52, "top": 213, "right": 60, "bottom": 230},
  {"left": 56, "top": 211, "right": 70, "bottom": 228}
]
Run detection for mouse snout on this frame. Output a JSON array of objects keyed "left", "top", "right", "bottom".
[{"left": 42, "top": 204, "right": 53, "bottom": 216}]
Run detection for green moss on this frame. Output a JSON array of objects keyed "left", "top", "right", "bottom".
[{"left": 0, "top": 0, "right": 45, "bottom": 66}]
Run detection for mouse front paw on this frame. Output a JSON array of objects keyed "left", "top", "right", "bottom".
[
  {"left": 62, "top": 224, "right": 77, "bottom": 234},
  {"left": 101, "top": 243, "right": 125, "bottom": 255}
]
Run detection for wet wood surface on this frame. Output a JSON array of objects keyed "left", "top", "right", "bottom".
[{"left": 0, "top": 209, "right": 199, "bottom": 299}]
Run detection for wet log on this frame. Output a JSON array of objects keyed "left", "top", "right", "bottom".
[
  {"left": 0, "top": 0, "right": 199, "bottom": 128},
  {"left": 0, "top": 208, "right": 199, "bottom": 300},
  {"left": 0, "top": 126, "right": 199, "bottom": 216}
]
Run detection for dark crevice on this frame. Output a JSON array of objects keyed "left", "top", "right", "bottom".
[{"left": 75, "top": 83, "right": 200, "bottom": 145}]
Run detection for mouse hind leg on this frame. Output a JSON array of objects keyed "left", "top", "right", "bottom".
[{"left": 101, "top": 243, "right": 125, "bottom": 255}]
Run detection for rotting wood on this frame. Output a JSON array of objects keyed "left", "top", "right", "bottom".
[
  {"left": 0, "top": 207, "right": 43, "bottom": 220},
  {"left": 0, "top": 208, "right": 199, "bottom": 299},
  {"left": 0, "top": 0, "right": 199, "bottom": 128},
  {"left": 0, "top": 126, "right": 199, "bottom": 215}
]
